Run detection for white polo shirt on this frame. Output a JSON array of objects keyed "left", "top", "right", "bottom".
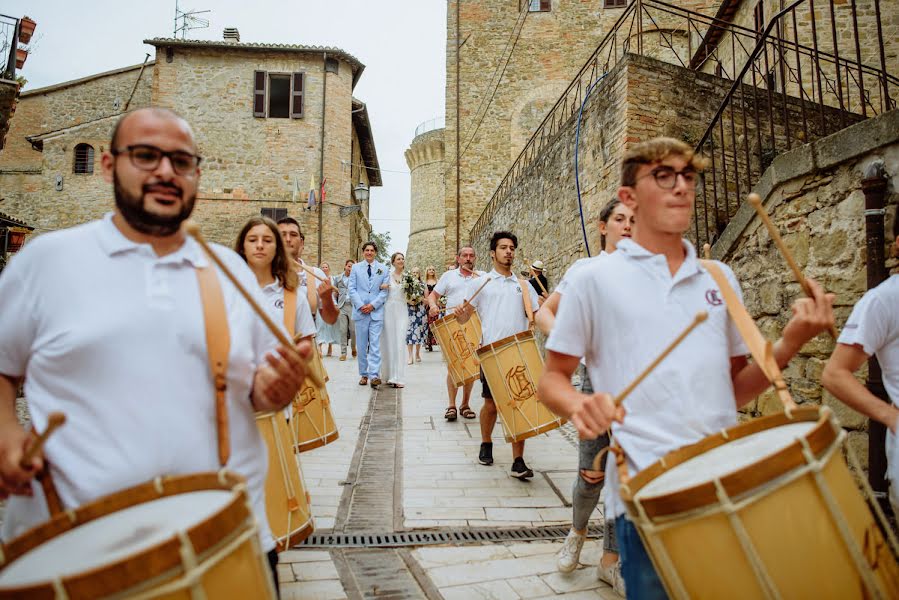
[
  {"left": 0, "top": 214, "right": 280, "bottom": 551},
  {"left": 434, "top": 268, "right": 485, "bottom": 309},
  {"left": 546, "top": 238, "right": 748, "bottom": 518},
  {"left": 838, "top": 275, "right": 899, "bottom": 406},
  {"left": 260, "top": 281, "right": 317, "bottom": 338},
  {"left": 554, "top": 251, "right": 608, "bottom": 296},
  {"left": 468, "top": 269, "right": 540, "bottom": 346}
]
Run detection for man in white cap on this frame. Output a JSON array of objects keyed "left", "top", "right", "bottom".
[{"left": 529, "top": 260, "right": 549, "bottom": 305}]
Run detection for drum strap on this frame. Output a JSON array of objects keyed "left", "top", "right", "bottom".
[
  {"left": 284, "top": 288, "right": 297, "bottom": 337},
  {"left": 517, "top": 278, "right": 535, "bottom": 328},
  {"left": 301, "top": 261, "right": 319, "bottom": 314},
  {"left": 700, "top": 260, "right": 796, "bottom": 412},
  {"left": 196, "top": 265, "right": 232, "bottom": 467}
]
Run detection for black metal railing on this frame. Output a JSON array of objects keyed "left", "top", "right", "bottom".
[
  {"left": 469, "top": 0, "right": 897, "bottom": 247},
  {"left": 693, "top": 0, "right": 898, "bottom": 248},
  {"left": 0, "top": 14, "right": 19, "bottom": 80}
]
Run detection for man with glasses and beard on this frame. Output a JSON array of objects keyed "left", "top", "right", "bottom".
[{"left": 0, "top": 108, "right": 309, "bottom": 593}]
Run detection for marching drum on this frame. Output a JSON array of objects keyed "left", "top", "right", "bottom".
[
  {"left": 0, "top": 472, "right": 275, "bottom": 599},
  {"left": 432, "top": 310, "right": 483, "bottom": 386},
  {"left": 621, "top": 406, "right": 899, "bottom": 600},
  {"left": 256, "top": 411, "right": 314, "bottom": 550},
  {"left": 292, "top": 335, "right": 339, "bottom": 453},
  {"left": 476, "top": 330, "right": 565, "bottom": 442}
]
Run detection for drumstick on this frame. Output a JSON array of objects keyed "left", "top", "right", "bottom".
[
  {"left": 703, "top": 243, "right": 711, "bottom": 260},
  {"left": 529, "top": 267, "right": 549, "bottom": 297},
  {"left": 296, "top": 261, "right": 329, "bottom": 283},
  {"left": 461, "top": 277, "right": 491, "bottom": 307},
  {"left": 747, "top": 194, "right": 838, "bottom": 339},
  {"left": 184, "top": 222, "right": 324, "bottom": 389},
  {"left": 20, "top": 412, "right": 66, "bottom": 469},
  {"left": 591, "top": 313, "right": 707, "bottom": 470}
]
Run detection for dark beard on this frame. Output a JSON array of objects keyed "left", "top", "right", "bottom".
[{"left": 114, "top": 174, "right": 195, "bottom": 236}]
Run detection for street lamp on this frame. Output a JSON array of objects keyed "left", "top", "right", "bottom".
[{"left": 353, "top": 182, "right": 370, "bottom": 203}]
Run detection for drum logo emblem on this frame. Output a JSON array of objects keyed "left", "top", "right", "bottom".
[
  {"left": 452, "top": 331, "right": 471, "bottom": 358},
  {"left": 506, "top": 366, "right": 535, "bottom": 404},
  {"left": 298, "top": 386, "right": 318, "bottom": 407}
]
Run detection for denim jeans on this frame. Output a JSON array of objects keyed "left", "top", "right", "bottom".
[{"left": 616, "top": 517, "right": 669, "bottom": 599}]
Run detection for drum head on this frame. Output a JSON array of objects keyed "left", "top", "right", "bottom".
[
  {"left": 0, "top": 490, "right": 233, "bottom": 587},
  {"left": 635, "top": 422, "right": 817, "bottom": 500}
]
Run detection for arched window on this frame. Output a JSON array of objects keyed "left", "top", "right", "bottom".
[{"left": 73, "top": 143, "right": 94, "bottom": 174}]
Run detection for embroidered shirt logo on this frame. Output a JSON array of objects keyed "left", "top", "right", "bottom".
[
  {"left": 705, "top": 289, "right": 724, "bottom": 306},
  {"left": 274, "top": 299, "right": 284, "bottom": 309}
]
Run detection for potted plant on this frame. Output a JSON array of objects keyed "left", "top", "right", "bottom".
[
  {"left": 18, "top": 17, "right": 36, "bottom": 44},
  {"left": 7, "top": 227, "right": 30, "bottom": 253},
  {"left": 15, "top": 48, "right": 27, "bottom": 70}
]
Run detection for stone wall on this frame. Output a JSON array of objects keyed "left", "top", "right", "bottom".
[
  {"left": 470, "top": 54, "right": 744, "bottom": 283},
  {"left": 405, "top": 127, "right": 445, "bottom": 274},
  {"left": 713, "top": 109, "right": 899, "bottom": 466}
]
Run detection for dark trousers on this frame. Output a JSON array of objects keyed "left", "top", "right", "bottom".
[{"left": 267, "top": 549, "right": 280, "bottom": 598}]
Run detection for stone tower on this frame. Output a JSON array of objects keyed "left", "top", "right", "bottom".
[{"left": 404, "top": 123, "right": 446, "bottom": 274}]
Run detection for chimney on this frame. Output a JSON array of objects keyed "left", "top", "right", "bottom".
[{"left": 223, "top": 28, "right": 240, "bottom": 43}]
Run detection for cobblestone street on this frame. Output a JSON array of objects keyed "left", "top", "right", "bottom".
[{"left": 278, "top": 348, "right": 617, "bottom": 599}]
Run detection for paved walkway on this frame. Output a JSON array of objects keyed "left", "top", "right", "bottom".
[{"left": 280, "top": 348, "right": 617, "bottom": 600}]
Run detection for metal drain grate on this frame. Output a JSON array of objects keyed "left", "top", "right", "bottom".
[{"left": 298, "top": 524, "right": 603, "bottom": 548}]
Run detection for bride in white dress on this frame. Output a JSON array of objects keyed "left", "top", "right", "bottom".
[{"left": 380, "top": 252, "right": 410, "bottom": 387}]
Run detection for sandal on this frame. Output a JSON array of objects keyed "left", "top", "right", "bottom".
[
  {"left": 459, "top": 406, "right": 476, "bottom": 419},
  {"left": 444, "top": 407, "right": 458, "bottom": 421}
]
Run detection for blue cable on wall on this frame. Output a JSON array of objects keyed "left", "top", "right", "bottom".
[{"left": 573, "top": 72, "right": 608, "bottom": 258}]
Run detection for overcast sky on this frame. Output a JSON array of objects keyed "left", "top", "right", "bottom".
[{"left": 6, "top": 0, "right": 447, "bottom": 255}]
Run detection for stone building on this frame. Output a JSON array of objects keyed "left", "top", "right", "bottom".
[
  {"left": 0, "top": 31, "right": 381, "bottom": 268},
  {"left": 404, "top": 121, "right": 445, "bottom": 273}
]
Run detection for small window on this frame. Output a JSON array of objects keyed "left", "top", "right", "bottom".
[
  {"left": 604, "top": 0, "right": 627, "bottom": 7},
  {"left": 73, "top": 144, "right": 94, "bottom": 174},
  {"left": 261, "top": 208, "right": 288, "bottom": 221},
  {"left": 754, "top": 1, "right": 765, "bottom": 36},
  {"left": 528, "top": 0, "right": 551, "bottom": 12},
  {"left": 268, "top": 75, "right": 291, "bottom": 119},
  {"left": 254, "top": 71, "right": 305, "bottom": 119}
]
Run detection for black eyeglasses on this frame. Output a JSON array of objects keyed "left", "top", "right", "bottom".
[
  {"left": 637, "top": 167, "right": 699, "bottom": 190},
  {"left": 111, "top": 144, "right": 202, "bottom": 175}
]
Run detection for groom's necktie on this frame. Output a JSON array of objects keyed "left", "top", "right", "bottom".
[{"left": 367, "top": 264, "right": 372, "bottom": 278}]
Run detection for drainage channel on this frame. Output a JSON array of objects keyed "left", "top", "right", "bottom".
[
  {"left": 329, "top": 385, "right": 439, "bottom": 600},
  {"left": 301, "top": 524, "right": 604, "bottom": 549}
]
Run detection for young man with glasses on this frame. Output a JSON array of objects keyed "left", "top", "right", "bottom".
[
  {"left": 0, "top": 107, "right": 309, "bottom": 594},
  {"left": 539, "top": 137, "right": 834, "bottom": 597}
]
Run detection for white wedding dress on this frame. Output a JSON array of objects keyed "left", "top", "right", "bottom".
[{"left": 380, "top": 272, "right": 410, "bottom": 385}]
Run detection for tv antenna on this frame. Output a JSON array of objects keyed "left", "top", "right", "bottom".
[{"left": 174, "top": 0, "right": 211, "bottom": 39}]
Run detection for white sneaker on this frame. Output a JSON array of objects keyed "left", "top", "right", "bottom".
[
  {"left": 597, "top": 559, "right": 626, "bottom": 597},
  {"left": 557, "top": 529, "right": 586, "bottom": 573}
]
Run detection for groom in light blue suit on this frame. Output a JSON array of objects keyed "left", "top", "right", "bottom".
[{"left": 348, "top": 241, "right": 390, "bottom": 388}]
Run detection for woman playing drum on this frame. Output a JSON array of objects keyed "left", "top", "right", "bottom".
[{"left": 534, "top": 197, "right": 634, "bottom": 592}]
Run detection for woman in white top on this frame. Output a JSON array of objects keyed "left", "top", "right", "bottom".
[
  {"left": 536, "top": 198, "right": 634, "bottom": 593},
  {"left": 234, "top": 216, "right": 316, "bottom": 341},
  {"left": 316, "top": 262, "right": 342, "bottom": 356},
  {"left": 380, "top": 252, "right": 411, "bottom": 388}
]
